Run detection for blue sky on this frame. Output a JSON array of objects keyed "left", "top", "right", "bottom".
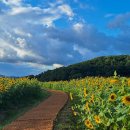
[{"left": 0, "top": 0, "right": 130, "bottom": 76}]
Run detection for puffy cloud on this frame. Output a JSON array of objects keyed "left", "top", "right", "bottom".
[
  {"left": 14, "top": 28, "right": 32, "bottom": 38},
  {"left": 0, "top": 0, "right": 76, "bottom": 68},
  {"left": 58, "top": 4, "right": 74, "bottom": 17},
  {"left": 0, "top": 38, "right": 43, "bottom": 63},
  {"left": 73, "top": 23, "right": 84, "bottom": 32},
  {"left": 53, "top": 63, "right": 63, "bottom": 69},
  {"left": 8, "top": 6, "right": 36, "bottom": 15}
]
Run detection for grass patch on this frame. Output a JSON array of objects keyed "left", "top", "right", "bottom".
[
  {"left": 53, "top": 97, "right": 79, "bottom": 130},
  {"left": 53, "top": 99, "right": 73, "bottom": 130}
]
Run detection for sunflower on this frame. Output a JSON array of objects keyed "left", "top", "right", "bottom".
[
  {"left": 84, "top": 88, "right": 87, "bottom": 97},
  {"left": 94, "top": 115, "right": 101, "bottom": 124},
  {"left": 85, "top": 102, "right": 90, "bottom": 112},
  {"left": 122, "top": 96, "right": 130, "bottom": 105},
  {"left": 88, "top": 124, "right": 94, "bottom": 129},
  {"left": 73, "top": 111, "right": 77, "bottom": 116},
  {"left": 84, "top": 119, "right": 94, "bottom": 129},
  {"left": 90, "top": 94, "right": 94, "bottom": 103},
  {"left": 69, "top": 92, "right": 73, "bottom": 100},
  {"left": 109, "top": 93, "right": 117, "bottom": 101},
  {"left": 128, "top": 80, "right": 130, "bottom": 86},
  {"left": 0, "top": 84, "right": 5, "bottom": 92},
  {"left": 110, "top": 79, "right": 119, "bottom": 84},
  {"left": 84, "top": 119, "right": 91, "bottom": 127}
]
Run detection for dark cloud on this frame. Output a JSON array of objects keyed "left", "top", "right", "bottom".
[
  {"left": 108, "top": 12, "right": 130, "bottom": 31},
  {"left": 107, "top": 13, "right": 130, "bottom": 54}
]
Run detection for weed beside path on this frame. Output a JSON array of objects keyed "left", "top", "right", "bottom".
[{"left": 53, "top": 99, "right": 73, "bottom": 130}]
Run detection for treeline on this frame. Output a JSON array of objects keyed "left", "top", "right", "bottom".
[{"left": 35, "top": 55, "right": 130, "bottom": 81}]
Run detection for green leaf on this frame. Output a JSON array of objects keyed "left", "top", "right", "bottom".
[
  {"left": 113, "top": 124, "right": 118, "bottom": 130},
  {"left": 122, "top": 128, "right": 127, "bottom": 130}
]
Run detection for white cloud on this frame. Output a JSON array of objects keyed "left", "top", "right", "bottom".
[
  {"left": 8, "top": 6, "right": 43, "bottom": 15},
  {"left": 22, "top": 62, "right": 53, "bottom": 70},
  {"left": 14, "top": 28, "right": 32, "bottom": 37},
  {"left": 1, "top": 0, "right": 22, "bottom": 6},
  {"left": 73, "top": 23, "right": 84, "bottom": 32},
  {"left": 40, "top": 15, "right": 60, "bottom": 27},
  {"left": 0, "top": 38, "right": 43, "bottom": 61},
  {"left": 0, "top": 49, "right": 5, "bottom": 58},
  {"left": 58, "top": 4, "right": 74, "bottom": 17},
  {"left": 9, "top": 6, "right": 30, "bottom": 15},
  {"left": 53, "top": 63, "right": 63, "bottom": 69},
  {"left": 2, "top": 1, "right": 74, "bottom": 27}
]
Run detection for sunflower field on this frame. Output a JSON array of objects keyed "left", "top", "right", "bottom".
[
  {"left": 0, "top": 77, "right": 47, "bottom": 110},
  {"left": 42, "top": 74, "right": 130, "bottom": 130}
]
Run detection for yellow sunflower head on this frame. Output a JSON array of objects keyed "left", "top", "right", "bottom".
[
  {"left": 85, "top": 102, "right": 90, "bottom": 112},
  {"left": 94, "top": 115, "right": 101, "bottom": 124},
  {"left": 110, "top": 79, "right": 118, "bottom": 84},
  {"left": 88, "top": 123, "right": 94, "bottom": 129},
  {"left": 90, "top": 94, "right": 94, "bottom": 103},
  {"left": 122, "top": 96, "right": 130, "bottom": 105},
  {"left": 69, "top": 92, "right": 73, "bottom": 100},
  {"left": 84, "top": 88, "right": 87, "bottom": 97},
  {"left": 84, "top": 119, "right": 91, "bottom": 126},
  {"left": 91, "top": 94, "right": 94, "bottom": 100},
  {"left": 84, "top": 118, "right": 94, "bottom": 129},
  {"left": 73, "top": 111, "right": 77, "bottom": 116},
  {"left": 84, "top": 119, "right": 91, "bottom": 127},
  {"left": 109, "top": 93, "right": 117, "bottom": 101},
  {"left": 128, "top": 80, "right": 130, "bottom": 86}
]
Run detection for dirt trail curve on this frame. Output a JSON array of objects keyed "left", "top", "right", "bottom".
[{"left": 3, "top": 90, "right": 68, "bottom": 130}]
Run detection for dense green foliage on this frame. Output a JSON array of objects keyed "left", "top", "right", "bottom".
[
  {"left": 0, "top": 78, "right": 49, "bottom": 110},
  {"left": 36, "top": 55, "right": 130, "bottom": 81}
]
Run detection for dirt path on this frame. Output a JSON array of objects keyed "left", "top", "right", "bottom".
[{"left": 3, "top": 90, "right": 68, "bottom": 130}]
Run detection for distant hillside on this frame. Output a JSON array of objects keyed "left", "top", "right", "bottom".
[{"left": 36, "top": 55, "right": 130, "bottom": 81}]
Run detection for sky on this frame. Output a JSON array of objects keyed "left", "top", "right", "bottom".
[{"left": 0, "top": 0, "right": 130, "bottom": 76}]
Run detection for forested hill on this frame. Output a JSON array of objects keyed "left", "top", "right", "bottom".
[{"left": 35, "top": 55, "right": 130, "bottom": 81}]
